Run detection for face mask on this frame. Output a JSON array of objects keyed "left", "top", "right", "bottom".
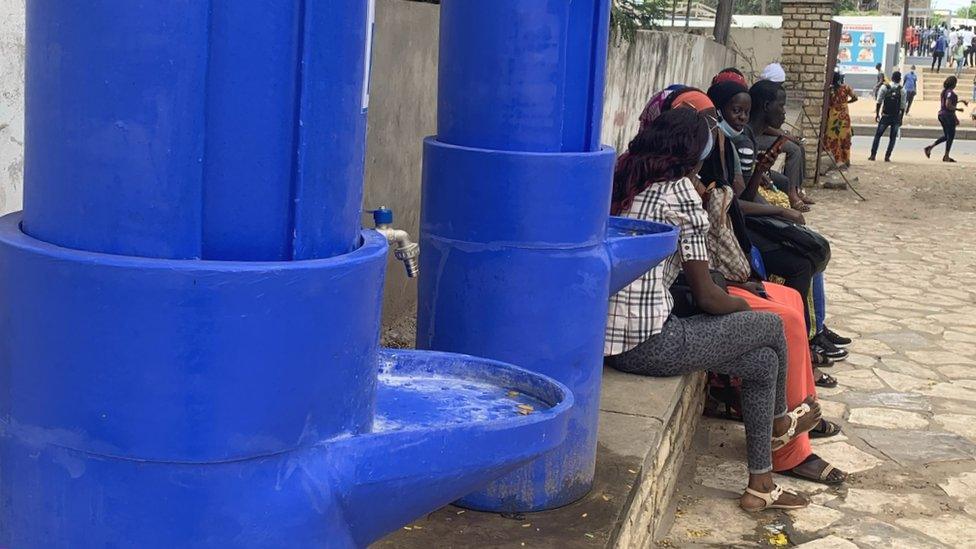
[
  {"left": 718, "top": 118, "right": 742, "bottom": 138},
  {"left": 699, "top": 131, "right": 715, "bottom": 161}
]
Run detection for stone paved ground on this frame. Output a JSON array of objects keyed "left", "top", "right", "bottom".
[{"left": 659, "top": 144, "right": 976, "bottom": 548}]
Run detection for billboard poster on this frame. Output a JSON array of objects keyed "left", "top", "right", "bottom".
[{"left": 837, "top": 24, "right": 886, "bottom": 75}]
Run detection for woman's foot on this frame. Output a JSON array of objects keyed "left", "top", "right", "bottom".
[
  {"left": 815, "top": 371, "right": 838, "bottom": 388},
  {"left": 772, "top": 396, "right": 822, "bottom": 450},
  {"left": 741, "top": 474, "right": 809, "bottom": 512},
  {"left": 799, "top": 191, "right": 816, "bottom": 205},
  {"left": 944, "top": 156, "right": 957, "bottom": 162},
  {"left": 811, "top": 346, "right": 835, "bottom": 368},
  {"left": 789, "top": 190, "right": 811, "bottom": 212},
  {"left": 810, "top": 418, "right": 843, "bottom": 439},
  {"left": 924, "top": 146, "right": 932, "bottom": 158},
  {"left": 782, "top": 454, "right": 848, "bottom": 485},
  {"left": 790, "top": 199, "right": 811, "bottom": 212}
]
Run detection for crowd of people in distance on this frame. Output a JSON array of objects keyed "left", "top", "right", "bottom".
[
  {"left": 909, "top": 24, "right": 976, "bottom": 75},
  {"left": 604, "top": 64, "right": 853, "bottom": 513}
]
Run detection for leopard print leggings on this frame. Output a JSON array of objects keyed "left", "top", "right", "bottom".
[{"left": 606, "top": 311, "right": 789, "bottom": 474}]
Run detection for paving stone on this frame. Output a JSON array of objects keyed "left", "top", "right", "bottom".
[
  {"left": 693, "top": 454, "right": 746, "bottom": 494},
  {"left": 933, "top": 413, "right": 976, "bottom": 441},
  {"left": 835, "top": 370, "right": 886, "bottom": 391},
  {"left": 857, "top": 428, "right": 976, "bottom": 465},
  {"left": 937, "top": 399, "right": 976, "bottom": 415},
  {"left": 811, "top": 441, "right": 884, "bottom": 474},
  {"left": 896, "top": 514, "right": 976, "bottom": 547},
  {"left": 872, "top": 331, "right": 935, "bottom": 351},
  {"left": 793, "top": 535, "right": 858, "bottom": 548},
  {"left": 835, "top": 488, "right": 945, "bottom": 517},
  {"left": 872, "top": 368, "right": 938, "bottom": 392},
  {"left": 848, "top": 338, "right": 895, "bottom": 356},
  {"left": 817, "top": 399, "right": 847, "bottom": 420},
  {"left": 833, "top": 391, "right": 932, "bottom": 412},
  {"left": 668, "top": 496, "right": 759, "bottom": 546},
  {"left": 848, "top": 407, "right": 929, "bottom": 430},
  {"left": 906, "top": 350, "right": 976, "bottom": 366},
  {"left": 945, "top": 331, "right": 976, "bottom": 344},
  {"left": 915, "top": 382, "right": 976, "bottom": 403},
  {"left": 878, "top": 358, "right": 944, "bottom": 381},
  {"left": 938, "top": 364, "right": 976, "bottom": 380},
  {"left": 939, "top": 471, "right": 976, "bottom": 502},
  {"left": 828, "top": 517, "right": 946, "bottom": 549},
  {"left": 788, "top": 504, "right": 845, "bottom": 534},
  {"left": 842, "top": 352, "right": 881, "bottom": 368}
]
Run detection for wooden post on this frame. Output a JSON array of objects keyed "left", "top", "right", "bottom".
[
  {"left": 713, "top": 0, "right": 734, "bottom": 45},
  {"left": 671, "top": 0, "right": 678, "bottom": 27},
  {"left": 685, "top": 0, "right": 692, "bottom": 29}
]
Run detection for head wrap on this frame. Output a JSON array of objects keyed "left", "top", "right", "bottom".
[
  {"left": 712, "top": 69, "right": 748, "bottom": 87},
  {"left": 760, "top": 63, "right": 787, "bottom": 83},
  {"left": 706, "top": 81, "right": 750, "bottom": 112},
  {"left": 670, "top": 90, "right": 715, "bottom": 113},
  {"left": 638, "top": 84, "right": 686, "bottom": 131}
]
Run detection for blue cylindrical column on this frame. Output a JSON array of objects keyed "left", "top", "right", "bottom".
[
  {"left": 419, "top": 0, "right": 620, "bottom": 511},
  {"left": 418, "top": 0, "right": 678, "bottom": 512},
  {"left": 437, "top": 0, "right": 610, "bottom": 153},
  {"left": 23, "top": 0, "right": 371, "bottom": 261}
]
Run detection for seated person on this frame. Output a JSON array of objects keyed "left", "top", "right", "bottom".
[
  {"left": 701, "top": 81, "right": 846, "bottom": 483},
  {"left": 605, "top": 107, "right": 818, "bottom": 512},
  {"left": 739, "top": 80, "right": 851, "bottom": 372}
]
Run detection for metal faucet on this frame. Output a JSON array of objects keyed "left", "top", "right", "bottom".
[{"left": 369, "top": 208, "right": 420, "bottom": 278}]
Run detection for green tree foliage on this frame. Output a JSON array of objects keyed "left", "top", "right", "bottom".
[{"left": 611, "top": 0, "right": 665, "bottom": 43}]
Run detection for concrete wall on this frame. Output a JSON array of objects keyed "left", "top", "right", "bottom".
[
  {"left": 0, "top": 0, "right": 24, "bottom": 216},
  {"left": 602, "top": 31, "right": 739, "bottom": 153},
  {"left": 729, "top": 28, "right": 784, "bottom": 82},
  {"left": 0, "top": 1, "right": 741, "bottom": 325},
  {"left": 364, "top": 0, "right": 438, "bottom": 325}
]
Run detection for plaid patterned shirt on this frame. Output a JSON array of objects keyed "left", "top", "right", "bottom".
[{"left": 604, "top": 176, "right": 711, "bottom": 356}]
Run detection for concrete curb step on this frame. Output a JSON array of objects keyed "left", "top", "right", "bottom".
[{"left": 852, "top": 123, "right": 976, "bottom": 140}]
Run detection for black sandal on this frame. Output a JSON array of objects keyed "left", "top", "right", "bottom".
[
  {"left": 815, "top": 372, "right": 838, "bottom": 388},
  {"left": 809, "top": 418, "right": 842, "bottom": 439},
  {"left": 780, "top": 454, "right": 848, "bottom": 485},
  {"left": 811, "top": 347, "right": 835, "bottom": 368}
]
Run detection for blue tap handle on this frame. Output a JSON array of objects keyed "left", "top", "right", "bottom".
[{"left": 366, "top": 207, "right": 394, "bottom": 226}]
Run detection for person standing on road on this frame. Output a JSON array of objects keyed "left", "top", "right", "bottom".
[
  {"left": 925, "top": 76, "right": 968, "bottom": 162},
  {"left": 933, "top": 32, "right": 948, "bottom": 73},
  {"left": 904, "top": 65, "right": 918, "bottom": 115},
  {"left": 869, "top": 71, "right": 906, "bottom": 162},
  {"left": 825, "top": 71, "right": 857, "bottom": 167},
  {"left": 872, "top": 63, "right": 885, "bottom": 99}
]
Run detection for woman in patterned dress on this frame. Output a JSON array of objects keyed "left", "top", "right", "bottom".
[{"left": 824, "top": 71, "right": 858, "bottom": 168}]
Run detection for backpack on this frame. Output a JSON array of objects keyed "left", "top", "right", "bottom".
[{"left": 881, "top": 84, "right": 902, "bottom": 117}]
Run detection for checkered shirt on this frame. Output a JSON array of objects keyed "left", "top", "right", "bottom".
[{"left": 604, "top": 176, "right": 711, "bottom": 356}]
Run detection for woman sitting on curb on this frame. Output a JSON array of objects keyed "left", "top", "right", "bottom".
[
  {"left": 604, "top": 107, "right": 818, "bottom": 512},
  {"left": 703, "top": 80, "right": 847, "bottom": 484}
]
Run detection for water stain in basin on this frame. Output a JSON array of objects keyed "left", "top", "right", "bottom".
[{"left": 372, "top": 374, "right": 551, "bottom": 433}]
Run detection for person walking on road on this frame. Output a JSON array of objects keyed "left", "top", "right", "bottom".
[
  {"left": 954, "top": 38, "right": 968, "bottom": 77},
  {"left": 904, "top": 65, "right": 918, "bottom": 115},
  {"left": 925, "top": 76, "right": 968, "bottom": 162},
  {"left": 869, "top": 71, "right": 906, "bottom": 162},
  {"left": 933, "top": 32, "right": 948, "bottom": 72}
]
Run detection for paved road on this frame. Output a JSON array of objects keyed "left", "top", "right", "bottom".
[{"left": 661, "top": 151, "right": 976, "bottom": 547}]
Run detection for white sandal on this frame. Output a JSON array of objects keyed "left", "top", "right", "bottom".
[
  {"left": 771, "top": 402, "right": 821, "bottom": 451},
  {"left": 741, "top": 485, "right": 809, "bottom": 512}
]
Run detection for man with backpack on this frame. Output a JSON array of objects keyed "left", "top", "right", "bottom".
[{"left": 869, "top": 70, "right": 907, "bottom": 162}]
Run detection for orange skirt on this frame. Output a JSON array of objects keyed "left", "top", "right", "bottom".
[{"left": 728, "top": 282, "right": 815, "bottom": 471}]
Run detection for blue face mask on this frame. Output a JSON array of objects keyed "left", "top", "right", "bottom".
[
  {"left": 718, "top": 118, "right": 743, "bottom": 138},
  {"left": 699, "top": 131, "right": 715, "bottom": 161}
]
